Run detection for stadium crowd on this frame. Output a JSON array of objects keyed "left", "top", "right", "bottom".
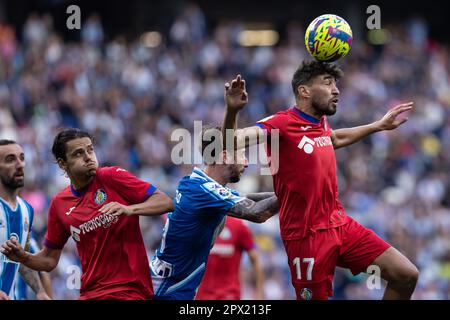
[{"left": 0, "top": 4, "right": 449, "bottom": 299}]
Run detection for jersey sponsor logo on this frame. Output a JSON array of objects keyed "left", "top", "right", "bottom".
[
  {"left": 211, "top": 243, "right": 234, "bottom": 256},
  {"left": 210, "top": 243, "right": 235, "bottom": 256},
  {"left": 298, "top": 135, "right": 333, "bottom": 154},
  {"left": 116, "top": 168, "right": 126, "bottom": 172},
  {"left": 70, "top": 225, "right": 81, "bottom": 241},
  {"left": 301, "top": 126, "right": 312, "bottom": 131},
  {"left": 69, "top": 213, "right": 119, "bottom": 241},
  {"left": 300, "top": 288, "right": 313, "bottom": 300},
  {"left": 80, "top": 213, "right": 118, "bottom": 232},
  {"left": 65, "top": 206, "right": 76, "bottom": 216},
  {"left": 298, "top": 136, "right": 315, "bottom": 154},
  {"left": 314, "top": 136, "right": 333, "bottom": 147},
  {"left": 94, "top": 189, "right": 107, "bottom": 205}
]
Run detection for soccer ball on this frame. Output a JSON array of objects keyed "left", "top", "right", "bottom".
[{"left": 305, "top": 14, "right": 353, "bottom": 62}]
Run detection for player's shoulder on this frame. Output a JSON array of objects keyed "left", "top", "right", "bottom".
[
  {"left": 257, "top": 108, "right": 290, "bottom": 124},
  {"left": 186, "top": 168, "right": 238, "bottom": 202},
  {"left": 16, "top": 196, "right": 33, "bottom": 210},
  {"left": 177, "top": 169, "right": 207, "bottom": 191},
  {"left": 187, "top": 168, "right": 209, "bottom": 183},
  {"left": 97, "top": 166, "right": 127, "bottom": 177},
  {"left": 96, "top": 166, "right": 137, "bottom": 186},
  {"left": 50, "top": 186, "right": 75, "bottom": 210},
  {"left": 52, "top": 185, "right": 72, "bottom": 199},
  {"left": 15, "top": 197, "right": 34, "bottom": 220}
]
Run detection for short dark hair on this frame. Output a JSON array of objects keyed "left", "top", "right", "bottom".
[
  {"left": 291, "top": 60, "right": 344, "bottom": 97},
  {"left": 200, "top": 125, "right": 223, "bottom": 164},
  {"left": 0, "top": 139, "right": 18, "bottom": 146},
  {"left": 52, "top": 128, "right": 93, "bottom": 161}
]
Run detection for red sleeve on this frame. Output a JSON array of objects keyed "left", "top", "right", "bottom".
[
  {"left": 238, "top": 221, "right": 256, "bottom": 252},
  {"left": 256, "top": 113, "right": 285, "bottom": 137},
  {"left": 44, "top": 198, "right": 70, "bottom": 250},
  {"left": 105, "top": 166, "right": 157, "bottom": 204}
]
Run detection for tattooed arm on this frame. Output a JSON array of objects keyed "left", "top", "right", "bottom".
[
  {"left": 245, "top": 192, "right": 275, "bottom": 202},
  {"left": 18, "top": 265, "right": 50, "bottom": 299},
  {"left": 18, "top": 234, "right": 51, "bottom": 300},
  {"left": 227, "top": 196, "right": 278, "bottom": 223}
]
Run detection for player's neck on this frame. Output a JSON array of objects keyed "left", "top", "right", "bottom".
[
  {"left": 294, "top": 103, "right": 322, "bottom": 121},
  {"left": 70, "top": 175, "right": 94, "bottom": 191},
  {"left": 0, "top": 185, "right": 19, "bottom": 208},
  {"left": 204, "top": 167, "right": 228, "bottom": 187}
]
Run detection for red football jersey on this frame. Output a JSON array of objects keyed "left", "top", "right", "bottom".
[
  {"left": 196, "top": 217, "right": 255, "bottom": 300},
  {"left": 257, "top": 107, "right": 349, "bottom": 240},
  {"left": 44, "top": 166, "right": 156, "bottom": 300}
]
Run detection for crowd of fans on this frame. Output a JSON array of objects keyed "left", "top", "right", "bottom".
[{"left": 0, "top": 4, "right": 449, "bottom": 299}]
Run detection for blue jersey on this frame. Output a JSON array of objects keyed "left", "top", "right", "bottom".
[
  {"left": 151, "top": 167, "right": 244, "bottom": 300},
  {"left": 0, "top": 197, "right": 34, "bottom": 299},
  {"left": 14, "top": 236, "right": 40, "bottom": 300}
]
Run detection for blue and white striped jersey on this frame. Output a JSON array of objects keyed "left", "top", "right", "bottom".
[
  {"left": 0, "top": 196, "right": 34, "bottom": 299},
  {"left": 14, "top": 235, "right": 40, "bottom": 300},
  {"left": 151, "top": 167, "right": 244, "bottom": 300}
]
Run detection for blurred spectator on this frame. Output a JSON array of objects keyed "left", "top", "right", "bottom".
[{"left": 82, "top": 14, "right": 104, "bottom": 45}]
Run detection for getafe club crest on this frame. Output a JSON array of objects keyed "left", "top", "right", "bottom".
[
  {"left": 300, "top": 288, "right": 313, "bottom": 300},
  {"left": 94, "top": 189, "right": 107, "bottom": 205}
]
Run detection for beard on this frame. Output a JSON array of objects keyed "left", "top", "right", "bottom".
[
  {"left": 229, "top": 174, "right": 241, "bottom": 183},
  {"left": 312, "top": 97, "right": 337, "bottom": 116},
  {"left": 228, "top": 165, "right": 244, "bottom": 183},
  {"left": 66, "top": 164, "right": 97, "bottom": 181},
  {"left": 0, "top": 173, "right": 24, "bottom": 190},
  {"left": 86, "top": 169, "right": 97, "bottom": 177}
]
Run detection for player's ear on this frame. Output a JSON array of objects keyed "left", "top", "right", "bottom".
[
  {"left": 56, "top": 158, "right": 67, "bottom": 172},
  {"left": 298, "top": 85, "right": 310, "bottom": 99}
]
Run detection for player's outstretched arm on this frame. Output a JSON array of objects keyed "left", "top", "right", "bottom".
[
  {"left": 1, "top": 238, "right": 62, "bottom": 272},
  {"left": 222, "top": 75, "right": 265, "bottom": 150},
  {"left": 99, "top": 189, "right": 174, "bottom": 217},
  {"left": 332, "top": 102, "right": 413, "bottom": 149},
  {"left": 245, "top": 192, "right": 275, "bottom": 201},
  {"left": 227, "top": 196, "right": 278, "bottom": 223}
]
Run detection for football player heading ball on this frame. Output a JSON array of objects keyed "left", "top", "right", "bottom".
[{"left": 221, "top": 62, "right": 418, "bottom": 300}]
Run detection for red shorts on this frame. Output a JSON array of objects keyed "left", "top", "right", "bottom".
[
  {"left": 85, "top": 290, "right": 153, "bottom": 300},
  {"left": 283, "top": 217, "right": 391, "bottom": 300}
]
